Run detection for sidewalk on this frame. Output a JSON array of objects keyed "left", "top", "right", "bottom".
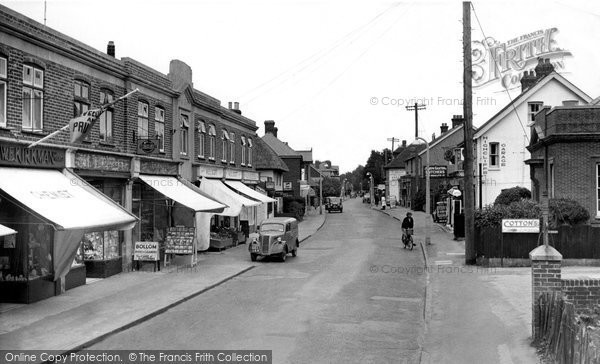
[
  {"left": 0, "top": 212, "right": 326, "bottom": 352},
  {"left": 374, "top": 205, "right": 541, "bottom": 363}
]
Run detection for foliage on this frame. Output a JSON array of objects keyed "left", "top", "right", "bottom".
[
  {"left": 413, "top": 189, "right": 426, "bottom": 212},
  {"left": 549, "top": 198, "right": 590, "bottom": 226},
  {"left": 364, "top": 150, "right": 386, "bottom": 185},
  {"left": 321, "top": 177, "right": 341, "bottom": 197},
  {"left": 282, "top": 197, "right": 305, "bottom": 221},
  {"left": 493, "top": 186, "right": 532, "bottom": 205}
]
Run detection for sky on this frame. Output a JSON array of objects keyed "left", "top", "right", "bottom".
[{"left": 3, "top": 0, "right": 600, "bottom": 173}]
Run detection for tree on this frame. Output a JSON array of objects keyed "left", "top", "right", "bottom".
[
  {"left": 321, "top": 177, "right": 341, "bottom": 197},
  {"left": 364, "top": 150, "right": 385, "bottom": 186}
]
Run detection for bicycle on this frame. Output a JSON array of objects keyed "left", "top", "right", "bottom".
[{"left": 402, "top": 228, "right": 414, "bottom": 250}]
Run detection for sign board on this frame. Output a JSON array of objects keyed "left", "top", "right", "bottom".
[
  {"left": 424, "top": 165, "right": 447, "bottom": 178},
  {"left": 283, "top": 182, "right": 293, "bottom": 191},
  {"left": 502, "top": 219, "right": 540, "bottom": 233},
  {"left": 165, "top": 226, "right": 195, "bottom": 254},
  {"left": 198, "top": 165, "right": 224, "bottom": 179},
  {"left": 0, "top": 142, "right": 65, "bottom": 168},
  {"left": 265, "top": 181, "right": 275, "bottom": 190},
  {"left": 136, "top": 139, "right": 160, "bottom": 155},
  {"left": 225, "top": 169, "right": 243, "bottom": 180},
  {"left": 133, "top": 241, "right": 159, "bottom": 261}
]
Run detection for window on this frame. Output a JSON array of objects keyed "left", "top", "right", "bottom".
[
  {"left": 208, "top": 124, "right": 216, "bottom": 160},
  {"left": 241, "top": 136, "right": 246, "bottom": 165},
  {"left": 247, "top": 138, "right": 253, "bottom": 166},
  {"left": 229, "top": 132, "right": 235, "bottom": 164},
  {"left": 197, "top": 120, "right": 206, "bottom": 158},
  {"left": 99, "top": 90, "right": 114, "bottom": 142},
  {"left": 0, "top": 57, "right": 6, "bottom": 127},
  {"left": 550, "top": 163, "right": 554, "bottom": 198},
  {"left": 528, "top": 102, "right": 543, "bottom": 123},
  {"left": 23, "top": 65, "right": 44, "bottom": 131},
  {"left": 221, "top": 129, "right": 229, "bottom": 162},
  {"left": 489, "top": 142, "right": 499, "bottom": 168},
  {"left": 155, "top": 106, "right": 165, "bottom": 153},
  {"left": 180, "top": 114, "right": 189, "bottom": 156},
  {"left": 597, "top": 164, "right": 600, "bottom": 216},
  {"left": 137, "top": 101, "right": 149, "bottom": 139}
]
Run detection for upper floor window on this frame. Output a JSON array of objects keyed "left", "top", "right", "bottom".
[
  {"left": 221, "top": 129, "right": 230, "bottom": 162},
  {"left": 99, "top": 90, "right": 114, "bottom": 142},
  {"left": 597, "top": 164, "right": 600, "bottom": 216},
  {"left": 197, "top": 120, "right": 206, "bottom": 159},
  {"left": 208, "top": 124, "right": 216, "bottom": 160},
  {"left": 528, "top": 102, "right": 543, "bottom": 123},
  {"left": 180, "top": 114, "right": 189, "bottom": 156},
  {"left": 241, "top": 136, "right": 246, "bottom": 165},
  {"left": 489, "top": 142, "right": 499, "bottom": 168},
  {"left": 155, "top": 106, "right": 165, "bottom": 153},
  {"left": 229, "top": 132, "right": 235, "bottom": 164},
  {"left": 137, "top": 101, "right": 149, "bottom": 139},
  {"left": 247, "top": 138, "right": 253, "bottom": 167},
  {"left": 0, "top": 57, "right": 6, "bottom": 127},
  {"left": 23, "top": 65, "right": 44, "bottom": 131}
]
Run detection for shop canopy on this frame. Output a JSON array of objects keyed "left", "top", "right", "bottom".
[
  {"left": 198, "top": 177, "right": 260, "bottom": 217},
  {"left": 224, "top": 180, "right": 276, "bottom": 203},
  {"left": 0, "top": 223, "right": 16, "bottom": 237},
  {"left": 0, "top": 167, "right": 137, "bottom": 231},
  {"left": 139, "top": 175, "right": 226, "bottom": 213}
]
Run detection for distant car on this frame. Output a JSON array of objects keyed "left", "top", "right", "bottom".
[
  {"left": 326, "top": 197, "right": 343, "bottom": 213},
  {"left": 248, "top": 217, "right": 299, "bottom": 262},
  {"left": 362, "top": 193, "right": 371, "bottom": 204}
]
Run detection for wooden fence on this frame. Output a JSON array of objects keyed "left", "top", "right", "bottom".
[
  {"left": 475, "top": 225, "right": 600, "bottom": 259},
  {"left": 537, "top": 292, "right": 600, "bottom": 363}
]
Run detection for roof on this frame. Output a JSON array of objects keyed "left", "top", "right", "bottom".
[
  {"left": 261, "top": 217, "right": 297, "bottom": 224},
  {"left": 297, "top": 149, "right": 313, "bottom": 163},
  {"left": 262, "top": 133, "right": 301, "bottom": 157},
  {"left": 417, "top": 125, "right": 465, "bottom": 156},
  {"left": 253, "top": 137, "right": 289, "bottom": 172},
  {"left": 474, "top": 72, "right": 592, "bottom": 139},
  {"left": 384, "top": 143, "right": 426, "bottom": 169}
]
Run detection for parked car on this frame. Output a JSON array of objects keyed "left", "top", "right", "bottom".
[
  {"left": 325, "top": 197, "right": 343, "bottom": 213},
  {"left": 362, "top": 193, "right": 371, "bottom": 204},
  {"left": 248, "top": 217, "right": 299, "bottom": 262}
]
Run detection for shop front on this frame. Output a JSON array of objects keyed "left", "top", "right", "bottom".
[
  {"left": 224, "top": 180, "right": 275, "bottom": 225},
  {"left": 0, "top": 159, "right": 137, "bottom": 303}
]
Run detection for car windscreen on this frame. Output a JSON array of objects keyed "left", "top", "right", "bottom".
[
  {"left": 329, "top": 197, "right": 341, "bottom": 203},
  {"left": 260, "top": 223, "right": 285, "bottom": 232}
]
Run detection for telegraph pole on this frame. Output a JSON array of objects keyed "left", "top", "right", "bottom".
[
  {"left": 463, "top": 1, "right": 476, "bottom": 264},
  {"left": 387, "top": 137, "right": 400, "bottom": 160},
  {"left": 406, "top": 103, "right": 426, "bottom": 137}
]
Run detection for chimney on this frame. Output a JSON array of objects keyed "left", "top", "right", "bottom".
[
  {"left": 107, "top": 41, "right": 115, "bottom": 57},
  {"left": 228, "top": 102, "right": 233, "bottom": 109},
  {"left": 520, "top": 71, "right": 537, "bottom": 92},
  {"left": 402, "top": 140, "right": 406, "bottom": 147},
  {"left": 451, "top": 115, "right": 464, "bottom": 128},
  {"left": 264, "top": 120, "right": 278, "bottom": 137},
  {"left": 231, "top": 101, "right": 241, "bottom": 115},
  {"left": 534, "top": 58, "right": 555, "bottom": 81},
  {"left": 440, "top": 122, "right": 449, "bottom": 134}
]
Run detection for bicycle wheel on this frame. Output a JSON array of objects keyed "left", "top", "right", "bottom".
[{"left": 408, "top": 236, "right": 414, "bottom": 250}]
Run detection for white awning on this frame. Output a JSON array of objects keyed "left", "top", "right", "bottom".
[
  {"left": 0, "top": 168, "right": 137, "bottom": 231},
  {"left": 139, "top": 175, "right": 226, "bottom": 213},
  {"left": 0, "top": 223, "right": 16, "bottom": 237},
  {"left": 198, "top": 177, "right": 260, "bottom": 217},
  {"left": 224, "top": 180, "right": 276, "bottom": 203}
]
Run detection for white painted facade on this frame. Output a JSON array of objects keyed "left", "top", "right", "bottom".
[
  {"left": 386, "top": 168, "right": 407, "bottom": 204},
  {"left": 474, "top": 75, "right": 591, "bottom": 207}
]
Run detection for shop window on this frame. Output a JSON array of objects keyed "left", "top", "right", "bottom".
[
  {"left": 155, "top": 106, "right": 165, "bottom": 153},
  {"left": 0, "top": 56, "right": 6, "bottom": 127},
  {"left": 23, "top": 64, "right": 44, "bottom": 131},
  {"left": 137, "top": 101, "right": 149, "bottom": 139},
  {"left": 99, "top": 90, "right": 114, "bottom": 142},
  {"left": 241, "top": 136, "right": 246, "bottom": 165},
  {"left": 489, "top": 142, "right": 499, "bottom": 168},
  {"left": 208, "top": 124, "right": 216, "bottom": 160},
  {"left": 197, "top": 120, "right": 206, "bottom": 159},
  {"left": 180, "top": 114, "right": 189, "bottom": 156},
  {"left": 221, "top": 129, "right": 229, "bottom": 162},
  {"left": 229, "top": 132, "right": 236, "bottom": 164}
]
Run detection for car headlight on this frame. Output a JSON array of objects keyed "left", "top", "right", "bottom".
[{"left": 277, "top": 237, "right": 282, "bottom": 243}]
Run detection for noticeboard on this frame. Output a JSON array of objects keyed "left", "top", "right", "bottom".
[
  {"left": 133, "top": 241, "right": 159, "bottom": 261},
  {"left": 165, "top": 226, "right": 195, "bottom": 254}
]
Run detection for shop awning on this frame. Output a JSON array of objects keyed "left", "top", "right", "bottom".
[
  {"left": 198, "top": 177, "right": 260, "bottom": 217},
  {"left": 139, "top": 175, "right": 226, "bottom": 213},
  {"left": 224, "top": 180, "right": 276, "bottom": 203},
  {"left": 0, "top": 223, "right": 16, "bottom": 237},
  {"left": 0, "top": 167, "right": 137, "bottom": 231}
]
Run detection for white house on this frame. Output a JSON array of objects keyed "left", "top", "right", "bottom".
[{"left": 473, "top": 62, "right": 591, "bottom": 208}]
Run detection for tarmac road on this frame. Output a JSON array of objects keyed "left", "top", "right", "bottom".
[{"left": 87, "top": 199, "right": 427, "bottom": 363}]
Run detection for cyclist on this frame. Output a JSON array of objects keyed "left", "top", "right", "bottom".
[{"left": 401, "top": 212, "right": 414, "bottom": 246}]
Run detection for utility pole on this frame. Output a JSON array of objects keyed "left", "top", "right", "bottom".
[
  {"left": 463, "top": 1, "right": 476, "bottom": 264},
  {"left": 406, "top": 103, "right": 426, "bottom": 138},
  {"left": 387, "top": 137, "right": 400, "bottom": 161}
]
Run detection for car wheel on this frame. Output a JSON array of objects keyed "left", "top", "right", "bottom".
[
  {"left": 292, "top": 247, "right": 297, "bottom": 257},
  {"left": 280, "top": 247, "right": 287, "bottom": 262},
  {"left": 250, "top": 253, "right": 258, "bottom": 261}
]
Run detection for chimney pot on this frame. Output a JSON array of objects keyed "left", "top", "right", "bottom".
[
  {"left": 264, "top": 120, "right": 277, "bottom": 137},
  {"left": 440, "top": 123, "right": 449, "bottom": 134},
  {"left": 228, "top": 102, "right": 233, "bottom": 109},
  {"left": 451, "top": 115, "right": 464, "bottom": 128},
  {"left": 402, "top": 140, "right": 406, "bottom": 147},
  {"left": 107, "top": 41, "right": 115, "bottom": 57}
]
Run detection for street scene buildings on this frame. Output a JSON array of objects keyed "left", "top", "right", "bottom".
[{"left": 2, "top": 1, "right": 600, "bottom": 363}]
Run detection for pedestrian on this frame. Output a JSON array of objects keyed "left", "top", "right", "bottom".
[{"left": 381, "top": 195, "right": 386, "bottom": 210}]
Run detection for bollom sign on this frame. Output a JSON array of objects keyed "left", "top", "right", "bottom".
[
  {"left": 502, "top": 219, "right": 540, "bottom": 233},
  {"left": 133, "top": 241, "right": 160, "bottom": 261}
]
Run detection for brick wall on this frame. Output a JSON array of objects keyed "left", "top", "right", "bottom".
[
  {"left": 561, "top": 279, "right": 600, "bottom": 310},
  {"left": 282, "top": 156, "right": 302, "bottom": 198}
]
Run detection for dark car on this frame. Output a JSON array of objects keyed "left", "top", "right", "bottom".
[{"left": 326, "top": 197, "right": 343, "bottom": 213}]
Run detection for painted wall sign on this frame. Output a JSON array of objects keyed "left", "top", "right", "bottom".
[
  {"left": 198, "top": 165, "right": 224, "bottom": 179},
  {"left": 243, "top": 171, "right": 259, "bottom": 181},
  {"left": 75, "top": 152, "right": 130, "bottom": 172},
  {"left": 225, "top": 169, "right": 243, "bottom": 180},
  {"left": 133, "top": 241, "right": 159, "bottom": 261},
  {"left": 472, "top": 28, "right": 571, "bottom": 90},
  {"left": 424, "top": 165, "right": 447, "bottom": 178},
  {"left": 502, "top": 219, "right": 540, "bottom": 233},
  {"left": 141, "top": 160, "right": 178, "bottom": 175},
  {"left": 0, "top": 142, "right": 64, "bottom": 168}
]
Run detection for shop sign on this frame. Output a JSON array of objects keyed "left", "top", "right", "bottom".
[
  {"left": 141, "top": 160, "right": 178, "bottom": 175},
  {"left": 424, "top": 165, "right": 447, "bottom": 178},
  {"left": 265, "top": 181, "right": 275, "bottom": 190},
  {"left": 283, "top": 182, "right": 293, "bottom": 191},
  {"left": 0, "top": 142, "right": 64, "bottom": 168},
  {"left": 165, "top": 226, "right": 195, "bottom": 254},
  {"left": 198, "top": 165, "right": 224, "bottom": 179},
  {"left": 243, "top": 171, "right": 259, "bottom": 182},
  {"left": 136, "top": 138, "right": 160, "bottom": 155},
  {"left": 133, "top": 241, "right": 159, "bottom": 261},
  {"left": 75, "top": 152, "right": 130, "bottom": 172},
  {"left": 502, "top": 219, "right": 540, "bottom": 233},
  {"left": 225, "top": 169, "right": 243, "bottom": 180}
]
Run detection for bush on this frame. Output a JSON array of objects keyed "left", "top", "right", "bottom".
[
  {"left": 494, "top": 186, "right": 532, "bottom": 206},
  {"left": 549, "top": 198, "right": 590, "bottom": 227},
  {"left": 282, "top": 197, "right": 305, "bottom": 221},
  {"left": 413, "top": 189, "right": 425, "bottom": 212}
]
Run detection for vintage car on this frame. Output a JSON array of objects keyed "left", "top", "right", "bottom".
[
  {"left": 325, "top": 197, "right": 343, "bottom": 213},
  {"left": 248, "top": 217, "right": 299, "bottom": 262}
]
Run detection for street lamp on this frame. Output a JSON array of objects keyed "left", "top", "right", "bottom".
[
  {"left": 366, "top": 172, "right": 374, "bottom": 209},
  {"left": 415, "top": 137, "right": 431, "bottom": 245}
]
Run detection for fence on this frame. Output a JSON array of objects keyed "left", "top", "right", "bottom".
[
  {"left": 476, "top": 225, "right": 600, "bottom": 260},
  {"left": 536, "top": 292, "right": 600, "bottom": 363}
]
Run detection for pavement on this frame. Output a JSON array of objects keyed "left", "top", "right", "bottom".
[{"left": 0, "top": 210, "right": 326, "bottom": 352}]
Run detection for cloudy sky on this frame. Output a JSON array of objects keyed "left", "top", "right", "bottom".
[{"left": 3, "top": 0, "right": 600, "bottom": 172}]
